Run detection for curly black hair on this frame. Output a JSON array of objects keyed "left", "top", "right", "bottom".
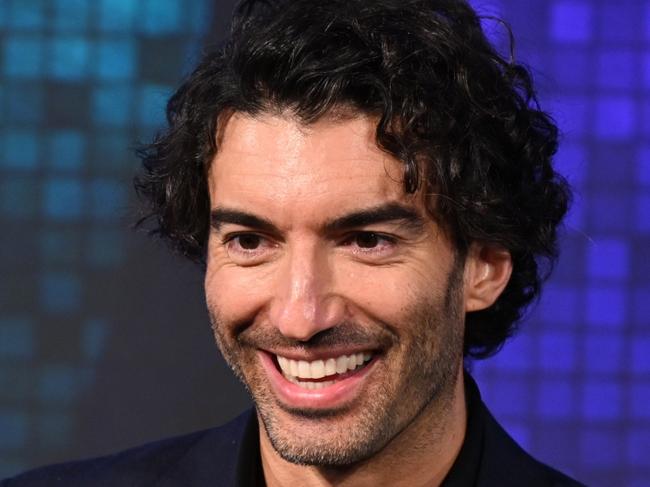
[{"left": 135, "top": 0, "right": 571, "bottom": 359}]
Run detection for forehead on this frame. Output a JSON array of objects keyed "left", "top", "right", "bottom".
[{"left": 208, "top": 112, "right": 420, "bottom": 225}]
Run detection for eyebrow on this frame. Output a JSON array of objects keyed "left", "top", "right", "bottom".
[
  {"left": 210, "top": 202, "right": 426, "bottom": 234},
  {"left": 323, "top": 203, "right": 426, "bottom": 234},
  {"left": 210, "top": 208, "right": 278, "bottom": 233}
]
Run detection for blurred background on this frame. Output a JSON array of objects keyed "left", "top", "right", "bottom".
[{"left": 0, "top": 0, "right": 647, "bottom": 485}]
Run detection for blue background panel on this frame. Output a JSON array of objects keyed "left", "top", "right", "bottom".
[
  {"left": 53, "top": 0, "right": 90, "bottom": 32},
  {"left": 48, "top": 37, "right": 90, "bottom": 81},
  {"left": 48, "top": 131, "right": 85, "bottom": 172},
  {"left": 536, "top": 379, "right": 575, "bottom": 420},
  {"left": 586, "top": 239, "right": 629, "bottom": 281},
  {"left": 594, "top": 96, "right": 637, "bottom": 140},
  {"left": 550, "top": 1, "right": 593, "bottom": 43},
  {"left": 42, "top": 179, "right": 84, "bottom": 220},
  {"left": 97, "top": 0, "right": 138, "bottom": 32},
  {"left": 0, "top": 411, "right": 28, "bottom": 450},
  {"left": 6, "top": 84, "right": 44, "bottom": 123},
  {"left": 3, "top": 36, "right": 44, "bottom": 78},
  {"left": 39, "top": 273, "right": 81, "bottom": 313},
  {"left": 0, "top": 177, "right": 40, "bottom": 219},
  {"left": 1, "top": 130, "right": 40, "bottom": 171},
  {"left": 95, "top": 40, "right": 137, "bottom": 80},
  {"left": 0, "top": 318, "right": 34, "bottom": 360},
  {"left": 580, "top": 427, "right": 624, "bottom": 469},
  {"left": 6, "top": 0, "right": 46, "bottom": 30}
]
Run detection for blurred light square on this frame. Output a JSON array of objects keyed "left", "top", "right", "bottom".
[
  {"left": 538, "top": 331, "right": 577, "bottom": 372},
  {"left": 550, "top": 1, "right": 593, "bottom": 43},
  {"left": 92, "top": 85, "right": 133, "bottom": 126},
  {"left": 595, "top": 96, "right": 636, "bottom": 140},
  {"left": 43, "top": 178, "right": 84, "bottom": 220},
  {"left": 53, "top": 0, "right": 89, "bottom": 32},
  {"left": 626, "top": 428, "right": 650, "bottom": 467},
  {"left": 630, "top": 383, "right": 650, "bottom": 420},
  {"left": 583, "top": 334, "right": 623, "bottom": 375},
  {"left": 96, "top": 40, "right": 136, "bottom": 80},
  {"left": 580, "top": 427, "right": 623, "bottom": 467},
  {"left": 580, "top": 380, "right": 622, "bottom": 421},
  {"left": 8, "top": 0, "right": 45, "bottom": 30},
  {"left": 596, "top": 50, "right": 635, "bottom": 90},
  {"left": 0, "top": 411, "right": 28, "bottom": 449},
  {"left": 536, "top": 379, "right": 574, "bottom": 419},
  {"left": 585, "top": 286, "right": 626, "bottom": 328},
  {"left": 0, "top": 317, "right": 33, "bottom": 360},
  {"left": 141, "top": 0, "right": 181, "bottom": 34},
  {"left": 630, "top": 334, "right": 650, "bottom": 375},
  {"left": 1, "top": 131, "right": 39, "bottom": 170},
  {"left": 48, "top": 37, "right": 90, "bottom": 80},
  {"left": 48, "top": 131, "right": 85, "bottom": 171},
  {"left": 39, "top": 272, "right": 81, "bottom": 313},
  {"left": 3, "top": 36, "right": 44, "bottom": 78},
  {"left": 586, "top": 239, "right": 629, "bottom": 281}
]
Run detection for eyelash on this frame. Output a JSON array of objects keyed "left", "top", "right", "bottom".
[
  {"left": 222, "top": 233, "right": 272, "bottom": 252},
  {"left": 340, "top": 232, "right": 397, "bottom": 253},
  {"left": 220, "top": 231, "right": 399, "bottom": 264}
]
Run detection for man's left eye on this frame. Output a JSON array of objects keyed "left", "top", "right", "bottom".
[
  {"left": 235, "top": 234, "right": 262, "bottom": 250},
  {"left": 344, "top": 232, "right": 396, "bottom": 252},
  {"left": 355, "top": 232, "right": 381, "bottom": 248}
]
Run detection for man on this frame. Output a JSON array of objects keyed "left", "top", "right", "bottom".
[{"left": 3, "top": 0, "right": 584, "bottom": 485}]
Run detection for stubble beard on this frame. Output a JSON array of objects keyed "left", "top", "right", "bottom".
[{"left": 208, "top": 261, "right": 465, "bottom": 468}]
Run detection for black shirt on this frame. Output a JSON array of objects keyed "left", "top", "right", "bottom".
[
  {"left": 2, "top": 374, "right": 585, "bottom": 487},
  {"left": 232, "top": 374, "right": 578, "bottom": 487}
]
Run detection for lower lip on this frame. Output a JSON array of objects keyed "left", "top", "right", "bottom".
[{"left": 259, "top": 351, "right": 377, "bottom": 410}]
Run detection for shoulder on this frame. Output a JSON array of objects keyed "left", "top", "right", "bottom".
[
  {"left": 1, "top": 409, "right": 256, "bottom": 487},
  {"left": 479, "top": 406, "right": 585, "bottom": 487}
]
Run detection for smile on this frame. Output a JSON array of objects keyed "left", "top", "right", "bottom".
[
  {"left": 276, "top": 353, "right": 373, "bottom": 390},
  {"left": 258, "top": 349, "right": 379, "bottom": 409}
]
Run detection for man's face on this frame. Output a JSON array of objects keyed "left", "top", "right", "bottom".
[{"left": 205, "top": 112, "right": 466, "bottom": 466}]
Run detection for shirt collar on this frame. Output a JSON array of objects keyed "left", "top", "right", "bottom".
[{"left": 439, "top": 371, "right": 485, "bottom": 487}]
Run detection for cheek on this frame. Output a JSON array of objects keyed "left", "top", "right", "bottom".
[
  {"left": 337, "top": 262, "right": 442, "bottom": 326},
  {"left": 204, "top": 262, "right": 276, "bottom": 328}
]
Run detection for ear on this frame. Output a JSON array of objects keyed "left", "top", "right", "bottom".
[{"left": 463, "top": 243, "right": 513, "bottom": 312}]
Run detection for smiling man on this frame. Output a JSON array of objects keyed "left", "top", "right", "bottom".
[
  {"left": 205, "top": 113, "right": 477, "bottom": 485},
  {"left": 3, "top": 0, "right": 585, "bottom": 486}
]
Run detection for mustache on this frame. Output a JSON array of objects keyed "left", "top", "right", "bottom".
[{"left": 234, "top": 320, "right": 397, "bottom": 352}]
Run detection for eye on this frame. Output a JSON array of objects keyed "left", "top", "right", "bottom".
[
  {"left": 354, "top": 232, "right": 382, "bottom": 248},
  {"left": 222, "top": 233, "right": 277, "bottom": 265},
  {"left": 235, "top": 234, "right": 262, "bottom": 250},
  {"left": 342, "top": 232, "right": 397, "bottom": 254}
]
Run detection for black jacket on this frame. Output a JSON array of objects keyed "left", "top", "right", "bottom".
[{"left": 1, "top": 377, "right": 586, "bottom": 486}]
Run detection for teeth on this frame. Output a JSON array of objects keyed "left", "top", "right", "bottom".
[
  {"left": 325, "top": 358, "right": 336, "bottom": 376},
  {"left": 348, "top": 355, "right": 359, "bottom": 371},
  {"left": 298, "top": 361, "right": 311, "bottom": 378},
  {"left": 290, "top": 359, "right": 299, "bottom": 377},
  {"left": 336, "top": 356, "right": 348, "bottom": 374},
  {"left": 277, "top": 352, "right": 373, "bottom": 381},
  {"left": 311, "top": 360, "right": 325, "bottom": 379}
]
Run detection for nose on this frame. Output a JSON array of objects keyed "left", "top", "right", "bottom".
[{"left": 268, "top": 242, "right": 345, "bottom": 342}]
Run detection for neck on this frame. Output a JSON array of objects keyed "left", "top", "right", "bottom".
[{"left": 260, "top": 365, "right": 467, "bottom": 487}]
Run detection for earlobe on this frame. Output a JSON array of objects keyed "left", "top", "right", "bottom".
[{"left": 464, "top": 243, "right": 513, "bottom": 312}]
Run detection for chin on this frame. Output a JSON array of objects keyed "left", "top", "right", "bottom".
[{"left": 258, "top": 403, "right": 394, "bottom": 467}]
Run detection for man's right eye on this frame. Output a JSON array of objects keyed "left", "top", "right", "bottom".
[
  {"left": 222, "top": 233, "right": 277, "bottom": 265},
  {"left": 234, "top": 234, "right": 262, "bottom": 250}
]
